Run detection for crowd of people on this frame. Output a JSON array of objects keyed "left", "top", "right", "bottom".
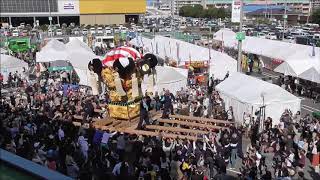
[{"left": 1, "top": 63, "right": 320, "bottom": 180}]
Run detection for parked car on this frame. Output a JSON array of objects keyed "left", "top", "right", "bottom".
[
  {"left": 73, "top": 29, "right": 80, "bottom": 35},
  {"left": 114, "top": 27, "right": 120, "bottom": 33},
  {"left": 136, "top": 26, "right": 144, "bottom": 32},
  {"left": 12, "top": 29, "right": 19, "bottom": 37},
  {"left": 82, "top": 29, "right": 88, "bottom": 35},
  {"left": 105, "top": 27, "right": 112, "bottom": 34},
  {"left": 257, "top": 32, "right": 266, "bottom": 39},
  {"left": 90, "top": 27, "right": 96, "bottom": 34},
  {"left": 48, "top": 29, "right": 54, "bottom": 36},
  {"left": 266, "top": 32, "right": 277, "bottom": 40},
  {"left": 97, "top": 27, "right": 104, "bottom": 34},
  {"left": 56, "top": 29, "right": 63, "bottom": 36}
]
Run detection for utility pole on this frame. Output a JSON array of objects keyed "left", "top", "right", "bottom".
[
  {"left": 282, "top": 1, "right": 287, "bottom": 40},
  {"left": 237, "top": 0, "right": 244, "bottom": 73},
  {"left": 48, "top": 0, "right": 52, "bottom": 35},
  {"left": 171, "top": 0, "right": 175, "bottom": 37}
]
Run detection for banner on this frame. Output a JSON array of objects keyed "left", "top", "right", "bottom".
[
  {"left": 231, "top": 0, "right": 242, "bottom": 23},
  {"left": 176, "top": 42, "right": 180, "bottom": 64}
]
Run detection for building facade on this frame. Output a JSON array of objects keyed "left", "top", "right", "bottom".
[
  {"left": 205, "top": 0, "right": 312, "bottom": 15},
  {"left": 0, "top": 0, "right": 146, "bottom": 26},
  {"left": 173, "top": 0, "right": 206, "bottom": 14}
]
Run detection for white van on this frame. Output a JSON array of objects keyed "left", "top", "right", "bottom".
[
  {"left": 105, "top": 27, "right": 112, "bottom": 34},
  {"left": 90, "top": 27, "right": 96, "bottom": 34},
  {"left": 95, "top": 35, "right": 115, "bottom": 48},
  {"left": 97, "top": 27, "right": 104, "bottom": 34},
  {"left": 56, "top": 29, "right": 63, "bottom": 36}
]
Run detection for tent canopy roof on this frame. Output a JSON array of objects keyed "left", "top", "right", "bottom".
[
  {"left": 216, "top": 72, "right": 300, "bottom": 105},
  {"left": 1, "top": 54, "right": 28, "bottom": 68},
  {"left": 214, "top": 29, "right": 320, "bottom": 62}
]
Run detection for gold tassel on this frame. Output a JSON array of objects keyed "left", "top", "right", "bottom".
[
  {"left": 114, "top": 72, "right": 126, "bottom": 96},
  {"left": 132, "top": 73, "right": 139, "bottom": 98}
]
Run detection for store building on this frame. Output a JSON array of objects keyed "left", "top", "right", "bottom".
[{"left": 0, "top": 0, "right": 146, "bottom": 27}]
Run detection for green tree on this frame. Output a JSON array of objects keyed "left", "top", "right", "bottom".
[
  {"left": 179, "top": 6, "right": 194, "bottom": 17},
  {"left": 179, "top": 5, "right": 203, "bottom": 18},
  {"left": 216, "top": 8, "right": 227, "bottom": 18},
  {"left": 206, "top": 8, "right": 218, "bottom": 19},
  {"left": 312, "top": 8, "right": 320, "bottom": 25}
]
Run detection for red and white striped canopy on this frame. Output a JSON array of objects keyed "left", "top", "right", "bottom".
[{"left": 102, "top": 46, "right": 142, "bottom": 67}]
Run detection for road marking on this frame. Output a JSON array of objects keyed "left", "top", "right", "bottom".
[
  {"left": 302, "top": 107, "right": 314, "bottom": 112},
  {"left": 227, "top": 168, "right": 241, "bottom": 174},
  {"left": 302, "top": 105, "right": 320, "bottom": 112}
]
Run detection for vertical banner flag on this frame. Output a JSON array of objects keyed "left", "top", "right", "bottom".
[
  {"left": 140, "top": 36, "right": 144, "bottom": 47},
  {"left": 231, "top": 0, "right": 242, "bottom": 23},
  {"left": 169, "top": 41, "right": 172, "bottom": 56},
  {"left": 221, "top": 32, "right": 225, "bottom": 52},
  {"left": 136, "top": 32, "right": 140, "bottom": 47},
  {"left": 151, "top": 42, "right": 154, "bottom": 53},
  {"left": 176, "top": 42, "right": 180, "bottom": 64},
  {"left": 164, "top": 45, "right": 167, "bottom": 57},
  {"left": 156, "top": 42, "right": 159, "bottom": 54},
  {"left": 312, "top": 43, "right": 315, "bottom": 57}
]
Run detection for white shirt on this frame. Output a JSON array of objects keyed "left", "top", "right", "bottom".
[
  {"left": 101, "top": 132, "right": 116, "bottom": 144},
  {"left": 58, "top": 128, "right": 64, "bottom": 140}
]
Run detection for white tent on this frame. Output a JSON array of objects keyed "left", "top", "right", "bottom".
[
  {"left": 216, "top": 72, "right": 301, "bottom": 125},
  {"left": 36, "top": 39, "right": 69, "bottom": 62},
  {"left": 141, "top": 35, "right": 237, "bottom": 79},
  {"left": 299, "top": 67, "right": 320, "bottom": 83},
  {"left": 214, "top": 29, "right": 320, "bottom": 61},
  {"left": 0, "top": 54, "right": 28, "bottom": 83},
  {"left": 36, "top": 39, "right": 98, "bottom": 86},
  {"left": 209, "top": 51, "right": 237, "bottom": 80},
  {"left": 141, "top": 66, "right": 188, "bottom": 95},
  {"left": 274, "top": 60, "right": 313, "bottom": 77},
  {"left": 66, "top": 38, "right": 92, "bottom": 53}
]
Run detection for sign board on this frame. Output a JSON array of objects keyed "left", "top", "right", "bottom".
[
  {"left": 231, "top": 0, "right": 242, "bottom": 23},
  {"left": 64, "top": 2, "right": 75, "bottom": 10},
  {"left": 236, "top": 32, "right": 245, "bottom": 41},
  {"left": 58, "top": 0, "right": 80, "bottom": 14},
  {"left": 185, "top": 61, "right": 208, "bottom": 68},
  {"left": 283, "top": 14, "right": 288, "bottom": 19},
  {"left": 48, "top": 66, "right": 73, "bottom": 72},
  {"left": 48, "top": 17, "right": 52, "bottom": 21}
]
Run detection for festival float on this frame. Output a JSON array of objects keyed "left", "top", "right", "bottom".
[{"left": 91, "top": 46, "right": 158, "bottom": 120}]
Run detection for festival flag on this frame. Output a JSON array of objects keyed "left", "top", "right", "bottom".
[
  {"left": 164, "top": 45, "right": 167, "bottom": 57},
  {"left": 169, "top": 41, "right": 172, "bottom": 56},
  {"left": 140, "top": 35, "right": 144, "bottom": 47},
  {"left": 176, "top": 42, "right": 180, "bottom": 64},
  {"left": 209, "top": 44, "right": 212, "bottom": 63},
  {"left": 136, "top": 32, "right": 140, "bottom": 47},
  {"left": 151, "top": 42, "right": 154, "bottom": 53},
  {"left": 156, "top": 42, "right": 159, "bottom": 54},
  {"left": 221, "top": 32, "right": 225, "bottom": 53},
  {"left": 312, "top": 43, "right": 315, "bottom": 57}
]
